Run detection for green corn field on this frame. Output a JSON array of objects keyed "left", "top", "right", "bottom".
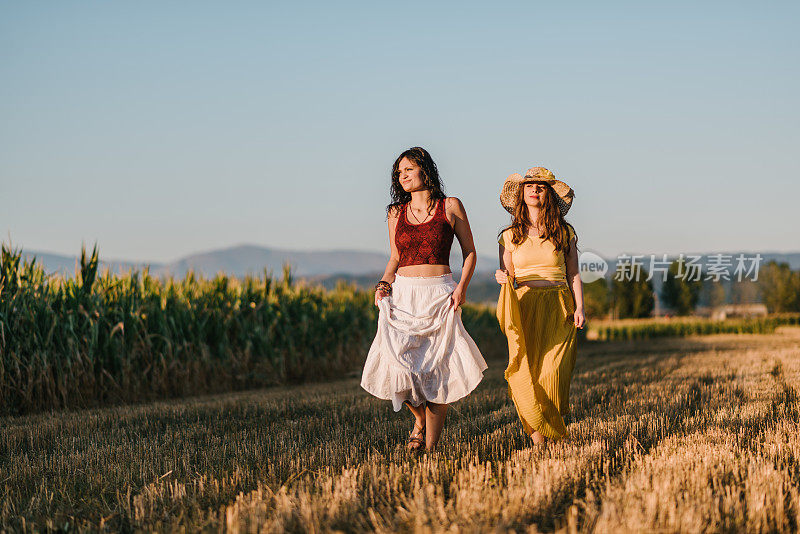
[{"left": 0, "top": 244, "right": 504, "bottom": 416}]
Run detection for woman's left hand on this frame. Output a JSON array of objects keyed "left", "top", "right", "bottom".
[
  {"left": 574, "top": 307, "right": 586, "bottom": 329},
  {"left": 451, "top": 286, "right": 466, "bottom": 310}
]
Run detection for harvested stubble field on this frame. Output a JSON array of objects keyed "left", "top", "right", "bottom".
[{"left": 2, "top": 329, "right": 800, "bottom": 532}]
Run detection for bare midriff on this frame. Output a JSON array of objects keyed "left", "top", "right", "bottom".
[
  {"left": 397, "top": 264, "right": 452, "bottom": 277},
  {"left": 518, "top": 279, "right": 564, "bottom": 288}
]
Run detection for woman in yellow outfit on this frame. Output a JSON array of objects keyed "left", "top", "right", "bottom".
[{"left": 495, "top": 167, "right": 585, "bottom": 445}]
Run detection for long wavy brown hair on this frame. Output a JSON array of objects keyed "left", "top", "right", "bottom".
[
  {"left": 386, "top": 147, "right": 446, "bottom": 217},
  {"left": 501, "top": 181, "right": 577, "bottom": 255}
]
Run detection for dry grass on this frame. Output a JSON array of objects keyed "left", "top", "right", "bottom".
[{"left": 2, "top": 329, "right": 800, "bottom": 532}]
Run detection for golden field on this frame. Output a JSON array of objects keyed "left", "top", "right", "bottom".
[{"left": 2, "top": 329, "right": 799, "bottom": 532}]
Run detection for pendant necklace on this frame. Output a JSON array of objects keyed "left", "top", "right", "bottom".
[{"left": 409, "top": 202, "right": 433, "bottom": 224}]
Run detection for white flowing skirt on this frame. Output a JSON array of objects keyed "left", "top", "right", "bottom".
[{"left": 360, "top": 273, "right": 488, "bottom": 411}]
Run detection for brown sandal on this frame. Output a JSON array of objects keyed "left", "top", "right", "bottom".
[
  {"left": 406, "top": 422, "right": 426, "bottom": 451},
  {"left": 402, "top": 400, "right": 426, "bottom": 451}
]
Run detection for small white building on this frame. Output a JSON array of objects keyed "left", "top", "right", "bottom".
[{"left": 710, "top": 304, "right": 768, "bottom": 321}]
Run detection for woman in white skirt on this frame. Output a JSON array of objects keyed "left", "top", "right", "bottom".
[{"left": 361, "top": 147, "right": 487, "bottom": 451}]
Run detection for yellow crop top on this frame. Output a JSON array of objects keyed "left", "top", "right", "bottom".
[{"left": 498, "top": 224, "right": 576, "bottom": 283}]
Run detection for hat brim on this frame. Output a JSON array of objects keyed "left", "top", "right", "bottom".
[{"left": 500, "top": 173, "right": 574, "bottom": 215}]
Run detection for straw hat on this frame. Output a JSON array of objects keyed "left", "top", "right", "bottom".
[{"left": 500, "top": 167, "right": 575, "bottom": 215}]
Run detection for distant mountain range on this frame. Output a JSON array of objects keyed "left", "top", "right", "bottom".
[
  {"left": 18, "top": 244, "right": 800, "bottom": 280},
  {"left": 19, "top": 245, "right": 499, "bottom": 278}
]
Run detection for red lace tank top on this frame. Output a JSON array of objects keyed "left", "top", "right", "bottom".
[{"left": 395, "top": 198, "right": 455, "bottom": 267}]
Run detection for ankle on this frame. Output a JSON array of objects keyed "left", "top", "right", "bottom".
[{"left": 530, "top": 431, "right": 546, "bottom": 445}]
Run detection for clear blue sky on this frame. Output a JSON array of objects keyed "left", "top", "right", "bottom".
[{"left": 2, "top": 1, "right": 798, "bottom": 263}]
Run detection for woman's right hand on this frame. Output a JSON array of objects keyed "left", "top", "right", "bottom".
[
  {"left": 495, "top": 269, "right": 509, "bottom": 285},
  {"left": 374, "top": 289, "right": 389, "bottom": 306}
]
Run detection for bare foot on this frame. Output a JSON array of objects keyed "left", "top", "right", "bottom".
[{"left": 530, "top": 430, "right": 547, "bottom": 446}]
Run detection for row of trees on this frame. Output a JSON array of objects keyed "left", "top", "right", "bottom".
[{"left": 582, "top": 260, "right": 800, "bottom": 319}]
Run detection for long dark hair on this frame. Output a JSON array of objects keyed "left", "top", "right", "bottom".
[
  {"left": 501, "top": 181, "right": 576, "bottom": 255},
  {"left": 386, "top": 147, "right": 446, "bottom": 217}
]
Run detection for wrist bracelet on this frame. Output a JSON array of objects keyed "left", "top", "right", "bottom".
[{"left": 375, "top": 280, "right": 392, "bottom": 295}]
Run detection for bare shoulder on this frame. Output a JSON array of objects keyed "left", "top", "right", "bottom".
[
  {"left": 445, "top": 196, "right": 466, "bottom": 215},
  {"left": 387, "top": 204, "right": 402, "bottom": 222},
  {"left": 387, "top": 208, "right": 401, "bottom": 233}
]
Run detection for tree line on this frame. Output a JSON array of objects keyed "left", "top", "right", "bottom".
[{"left": 583, "top": 260, "right": 800, "bottom": 319}]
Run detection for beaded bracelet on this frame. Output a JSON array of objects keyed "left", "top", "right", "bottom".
[{"left": 375, "top": 280, "right": 392, "bottom": 295}]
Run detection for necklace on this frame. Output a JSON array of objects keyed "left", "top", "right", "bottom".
[{"left": 408, "top": 202, "right": 433, "bottom": 224}]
